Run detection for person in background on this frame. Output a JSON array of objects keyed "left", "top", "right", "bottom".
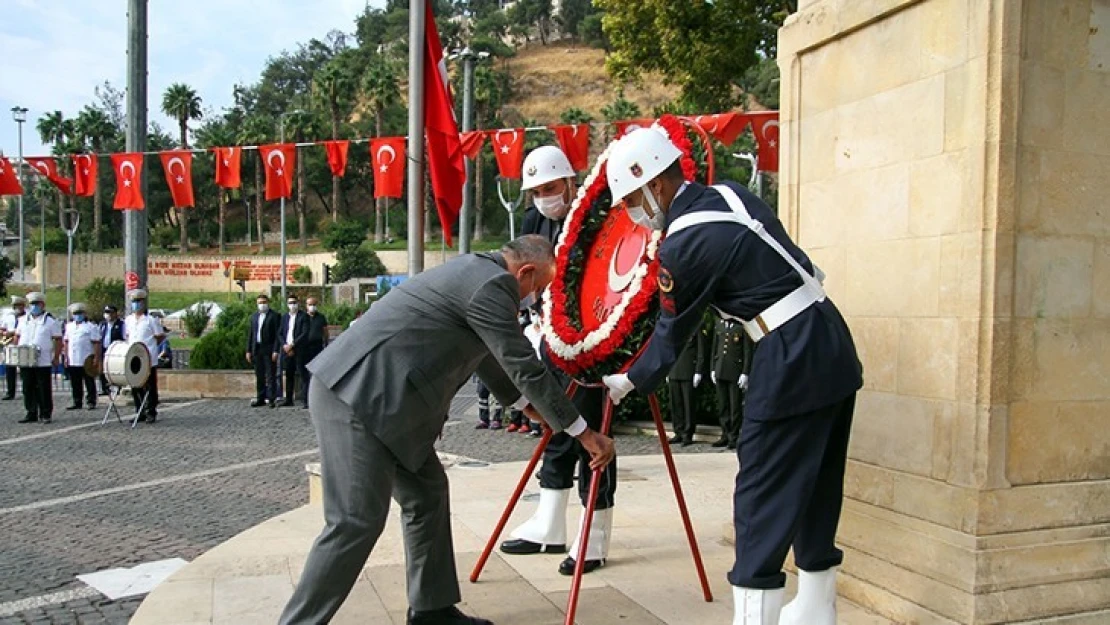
[
  {"left": 667, "top": 324, "right": 707, "bottom": 446},
  {"left": 247, "top": 293, "right": 281, "bottom": 408},
  {"left": 124, "top": 289, "right": 165, "bottom": 424},
  {"left": 300, "top": 297, "right": 328, "bottom": 409},
  {"left": 278, "top": 294, "right": 308, "bottom": 408},
  {"left": 156, "top": 329, "right": 173, "bottom": 369},
  {"left": 14, "top": 292, "right": 62, "bottom": 424},
  {"left": 63, "top": 302, "right": 101, "bottom": 411},
  {"left": 475, "top": 380, "right": 504, "bottom": 430},
  {"left": 2, "top": 295, "right": 27, "bottom": 400},
  {"left": 99, "top": 305, "right": 126, "bottom": 395}
]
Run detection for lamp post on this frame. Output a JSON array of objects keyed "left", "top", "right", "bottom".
[
  {"left": 10, "top": 106, "right": 27, "bottom": 283},
  {"left": 448, "top": 47, "right": 490, "bottom": 255},
  {"left": 278, "top": 110, "right": 303, "bottom": 303}
]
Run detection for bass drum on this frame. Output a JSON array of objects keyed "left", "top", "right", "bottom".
[{"left": 103, "top": 341, "right": 151, "bottom": 388}]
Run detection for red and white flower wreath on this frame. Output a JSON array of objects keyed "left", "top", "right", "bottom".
[{"left": 540, "top": 114, "right": 698, "bottom": 381}]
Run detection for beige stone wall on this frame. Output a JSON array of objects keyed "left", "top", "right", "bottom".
[
  {"left": 33, "top": 249, "right": 451, "bottom": 293},
  {"left": 779, "top": 0, "right": 1109, "bottom": 623}
]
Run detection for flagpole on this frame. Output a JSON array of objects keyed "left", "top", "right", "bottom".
[
  {"left": 124, "top": 0, "right": 149, "bottom": 296},
  {"left": 406, "top": 0, "right": 426, "bottom": 276}
]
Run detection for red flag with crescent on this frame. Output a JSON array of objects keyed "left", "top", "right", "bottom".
[
  {"left": 423, "top": 0, "right": 465, "bottom": 246},
  {"left": 613, "top": 118, "right": 655, "bottom": 138},
  {"left": 371, "top": 137, "right": 406, "bottom": 199},
  {"left": 159, "top": 150, "right": 195, "bottom": 208},
  {"left": 323, "top": 140, "right": 349, "bottom": 177},
  {"left": 749, "top": 111, "right": 780, "bottom": 172},
  {"left": 460, "top": 131, "right": 486, "bottom": 160},
  {"left": 259, "top": 143, "right": 296, "bottom": 200},
  {"left": 71, "top": 153, "right": 98, "bottom": 197},
  {"left": 111, "top": 153, "right": 145, "bottom": 210},
  {"left": 550, "top": 124, "right": 590, "bottom": 172},
  {"left": 214, "top": 146, "right": 241, "bottom": 189},
  {"left": 685, "top": 112, "right": 750, "bottom": 146},
  {"left": 0, "top": 157, "right": 23, "bottom": 196},
  {"left": 25, "top": 157, "right": 73, "bottom": 195},
  {"left": 490, "top": 128, "right": 525, "bottom": 179}
]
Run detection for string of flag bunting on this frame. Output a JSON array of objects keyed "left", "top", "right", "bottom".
[{"left": 0, "top": 110, "right": 778, "bottom": 211}]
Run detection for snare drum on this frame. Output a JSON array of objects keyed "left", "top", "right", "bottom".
[
  {"left": 5, "top": 345, "right": 40, "bottom": 368},
  {"left": 104, "top": 341, "right": 151, "bottom": 388}
]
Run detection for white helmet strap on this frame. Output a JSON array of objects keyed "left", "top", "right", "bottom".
[{"left": 642, "top": 184, "right": 661, "bottom": 217}]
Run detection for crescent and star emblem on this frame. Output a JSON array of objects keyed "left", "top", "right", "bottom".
[
  {"left": 168, "top": 157, "right": 186, "bottom": 184},
  {"left": 267, "top": 149, "right": 286, "bottom": 176},
  {"left": 696, "top": 115, "right": 720, "bottom": 134},
  {"left": 761, "top": 120, "right": 779, "bottom": 148},
  {"left": 606, "top": 235, "right": 645, "bottom": 294},
  {"left": 222, "top": 147, "right": 235, "bottom": 167},
  {"left": 376, "top": 144, "right": 397, "bottom": 172},
  {"left": 76, "top": 154, "right": 92, "bottom": 174},
  {"left": 33, "top": 161, "right": 51, "bottom": 176},
  {"left": 119, "top": 160, "right": 136, "bottom": 187},
  {"left": 495, "top": 128, "right": 518, "bottom": 155}
]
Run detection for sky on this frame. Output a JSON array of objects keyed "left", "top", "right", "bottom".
[{"left": 0, "top": 0, "right": 384, "bottom": 159}]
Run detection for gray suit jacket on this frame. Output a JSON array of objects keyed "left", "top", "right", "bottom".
[{"left": 308, "top": 252, "right": 581, "bottom": 472}]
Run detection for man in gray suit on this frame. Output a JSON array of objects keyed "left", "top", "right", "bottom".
[{"left": 279, "top": 235, "right": 616, "bottom": 625}]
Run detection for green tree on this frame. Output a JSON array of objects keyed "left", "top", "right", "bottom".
[
  {"left": 313, "top": 51, "right": 359, "bottom": 222},
  {"left": 35, "top": 111, "right": 70, "bottom": 226},
  {"left": 237, "top": 114, "right": 272, "bottom": 253},
  {"left": 557, "top": 0, "right": 592, "bottom": 40},
  {"left": 194, "top": 118, "right": 238, "bottom": 253},
  {"left": 560, "top": 107, "right": 594, "bottom": 125},
  {"left": 595, "top": 0, "right": 795, "bottom": 111},
  {"left": 161, "top": 83, "right": 203, "bottom": 252},
  {"left": 75, "top": 106, "right": 115, "bottom": 250},
  {"left": 361, "top": 55, "right": 401, "bottom": 243},
  {"left": 600, "top": 89, "right": 642, "bottom": 123}
]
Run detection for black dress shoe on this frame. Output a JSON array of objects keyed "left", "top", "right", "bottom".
[
  {"left": 710, "top": 436, "right": 730, "bottom": 448},
  {"left": 18, "top": 415, "right": 38, "bottom": 423},
  {"left": 65, "top": 405, "right": 81, "bottom": 411},
  {"left": 249, "top": 399, "right": 265, "bottom": 407},
  {"left": 727, "top": 440, "right": 737, "bottom": 450},
  {"left": 279, "top": 399, "right": 295, "bottom": 407},
  {"left": 2, "top": 395, "right": 14, "bottom": 400},
  {"left": 681, "top": 436, "right": 694, "bottom": 447},
  {"left": 500, "top": 538, "right": 566, "bottom": 555},
  {"left": 407, "top": 605, "right": 493, "bottom": 625},
  {"left": 558, "top": 556, "right": 604, "bottom": 576},
  {"left": 668, "top": 434, "right": 683, "bottom": 444}
]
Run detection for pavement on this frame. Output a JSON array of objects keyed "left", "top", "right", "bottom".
[{"left": 0, "top": 383, "right": 745, "bottom": 624}]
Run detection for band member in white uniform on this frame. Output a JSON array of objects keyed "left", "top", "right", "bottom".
[
  {"left": 123, "top": 289, "right": 165, "bottom": 423},
  {"left": 2, "top": 295, "right": 27, "bottom": 400},
  {"left": 63, "top": 302, "right": 102, "bottom": 411},
  {"left": 15, "top": 292, "right": 62, "bottom": 424}
]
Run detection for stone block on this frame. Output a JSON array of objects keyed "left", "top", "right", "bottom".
[
  {"left": 851, "top": 317, "right": 900, "bottom": 393},
  {"left": 1090, "top": 0, "right": 1110, "bottom": 71},
  {"left": 1012, "top": 319, "right": 1110, "bottom": 402},
  {"left": 1094, "top": 240, "right": 1110, "bottom": 318},
  {"left": 910, "top": 151, "right": 966, "bottom": 237},
  {"left": 805, "top": 246, "right": 847, "bottom": 301},
  {"left": 1007, "top": 400, "right": 1110, "bottom": 484},
  {"left": 1023, "top": 0, "right": 1091, "bottom": 70},
  {"left": 1062, "top": 68, "right": 1110, "bottom": 157},
  {"left": 938, "top": 234, "right": 981, "bottom": 318},
  {"left": 850, "top": 391, "right": 937, "bottom": 477},
  {"left": 843, "top": 164, "right": 911, "bottom": 242},
  {"left": 798, "top": 109, "right": 840, "bottom": 182},
  {"left": 917, "top": 0, "right": 971, "bottom": 75},
  {"left": 944, "top": 55, "right": 988, "bottom": 152},
  {"left": 798, "top": 178, "right": 846, "bottom": 247},
  {"left": 898, "top": 317, "right": 959, "bottom": 400},
  {"left": 1019, "top": 62, "right": 1067, "bottom": 149},
  {"left": 1038, "top": 147, "right": 1110, "bottom": 237},
  {"left": 834, "top": 75, "right": 946, "bottom": 173},
  {"left": 844, "top": 238, "right": 941, "bottom": 317},
  {"left": 1014, "top": 235, "right": 1094, "bottom": 318}
]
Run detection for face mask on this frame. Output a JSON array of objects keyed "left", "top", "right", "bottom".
[
  {"left": 519, "top": 271, "right": 538, "bottom": 309},
  {"left": 30, "top": 304, "right": 43, "bottom": 317},
  {"left": 14, "top": 308, "right": 24, "bottom": 317},
  {"left": 640, "top": 186, "right": 668, "bottom": 230},
  {"left": 74, "top": 313, "right": 85, "bottom": 322},
  {"left": 534, "top": 192, "right": 569, "bottom": 220},
  {"left": 258, "top": 303, "right": 269, "bottom": 313},
  {"left": 307, "top": 305, "right": 317, "bottom": 314},
  {"left": 131, "top": 301, "right": 143, "bottom": 313}
]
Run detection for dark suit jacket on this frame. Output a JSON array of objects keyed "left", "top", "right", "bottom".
[
  {"left": 308, "top": 252, "right": 582, "bottom": 472},
  {"left": 278, "top": 312, "right": 308, "bottom": 351},
  {"left": 304, "top": 313, "right": 329, "bottom": 352},
  {"left": 248, "top": 310, "right": 281, "bottom": 355},
  {"left": 711, "top": 319, "right": 752, "bottom": 382},
  {"left": 101, "top": 318, "right": 125, "bottom": 345},
  {"left": 669, "top": 326, "right": 707, "bottom": 381}
]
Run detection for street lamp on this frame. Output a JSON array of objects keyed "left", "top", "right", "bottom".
[
  {"left": 447, "top": 47, "right": 490, "bottom": 254},
  {"left": 10, "top": 106, "right": 27, "bottom": 283},
  {"left": 278, "top": 110, "right": 303, "bottom": 303},
  {"left": 733, "top": 152, "right": 761, "bottom": 196}
]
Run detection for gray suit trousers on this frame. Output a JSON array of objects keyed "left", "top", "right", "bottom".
[{"left": 279, "top": 382, "right": 461, "bottom": 624}]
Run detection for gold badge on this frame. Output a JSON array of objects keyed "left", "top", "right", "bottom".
[
  {"left": 526, "top": 165, "right": 537, "bottom": 177},
  {"left": 657, "top": 267, "right": 674, "bottom": 293},
  {"left": 630, "top": 163, "right": 643, "bottom": 178}
]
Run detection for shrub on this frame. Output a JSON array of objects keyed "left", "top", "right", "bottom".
[
  {"left": 153, "top": 225, "right": 176, "bottom": 251},
  {"left": 182, "top": 304, "right": 210, "bottom": 338},
  {"left": 83, "top": 278, "right": 126, "bottom": 321},
  {"left": 321, "top": 219, "right": 368, "bottom": 252},
  {"left": 190, "top": 301, "right": 253, "bottom": 370},
  {"left": 319, "top": 303, "right": 362, "bottom": 329},
  {"left": 332, "top": 244, "right": 386, "bottom": 283},
  {"left": 292, "top": 265, "right": 313, "bottom": 284}
]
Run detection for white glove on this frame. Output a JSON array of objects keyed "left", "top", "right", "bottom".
[
  {"left": 738, "top": 374, "right": 749, "bottom": 390},
  {"left": 602, "top": 373, "right": 635, "bottom": 406},
  {"left": 711, "top": 371, "right": 718, "bottom": 385},
  {"left": 693, "top": 373, "right": 702, "bottom": 388}
]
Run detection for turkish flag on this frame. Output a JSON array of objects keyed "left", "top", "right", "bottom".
[
  {"left": 323, "top": 140, "right": 349, "bottom": 177},
  {"left": 423, "top": 0, "right": 465, "bottom": 246},
  {"left": 25, "top": 157, "right": 73, "bottom": 195},
  {"left": 614, "top": 118, "right": 655, "bottom": 138},
  {"left": 460, "top": 131, "right": 486, "bottom": 160},
  {"left": 371, "top": 137, "right": 406, "bottom": 199},
  {"left": 111, "top": 153, "right": 145, "bottom": 210},
  {"left": 259, "top": 143, "right": 296, "bottom": 200},
  {"left": 71, "top": 154, "right": 98, "bottom": 197},
  {"left": 550, "top": 124, "right": 590, "bottom": 172},
  {"left": 490, "top": 128, "right": 525, "bottom": 179},
  {"left": 160, "top": 150, "right": 195, "bottom": 208},
  {"left": 749, "top": 112, "right": 780, "bottom": 172},
  {"left": 0, "top": 157, "right": 23, "bottom": 196},
  {"left": 686, "top": 112, "right": 750, "bottom": 146},
  {"left": 214, "top": 146, "right": 241, "bottom": 189}
]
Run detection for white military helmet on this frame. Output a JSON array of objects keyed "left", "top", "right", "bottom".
[
  {"left": 127, "top": 288, "right": 148, "bottom": 301},
  {"left": 11, "top": 296, "right": 26, "bottom": 306},
  {"left": 26, "top": 291, "right": 46, "bottom": 304},
  {"left": 521, "top": 145, "right": 575, "bottom": 191},
  {"left": 68, "top": 302, "right": 87, "bottom": 314},
  {"left": 606, "top": 127, "right": 683, "bottom": 207}
]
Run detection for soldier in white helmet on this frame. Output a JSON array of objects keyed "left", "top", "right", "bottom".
[
  {"left": 14, "top": 292, "right": 62, "bottom": 424},
  {"left": 498, "top": 145, "right": 616, "bottom": 578},
  {"left": 2, "top": 295, "right": 27, "bottom": 400},
  {"left": 123, "top": 289, "right": 165, "bottom": 423}
]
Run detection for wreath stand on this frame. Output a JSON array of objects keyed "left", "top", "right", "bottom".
[{"left": 469, "top": 380, "right": 713, "bottom": 624}]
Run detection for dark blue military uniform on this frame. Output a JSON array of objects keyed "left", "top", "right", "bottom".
[{"left": 626, "top": 180, "right": 862, "bottom": 590}]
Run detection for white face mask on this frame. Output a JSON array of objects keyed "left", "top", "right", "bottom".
[
  {"left": 258, "top": 303, "right": 269, "bottom": 313},
  {"left": 307, "top": 305, "right": 317, "bottom": 314},
  {"left": 287, "top": 303, "right": 298, "bottom": 312},
  {"left": 628, "top": 186, "right": 667, "bottom": 230},
  {"left": 534, "top": 193, "right": 569, "bottom": 220},
  {"left": 519, "top": 271, "right": 539, "bottom": 309}
]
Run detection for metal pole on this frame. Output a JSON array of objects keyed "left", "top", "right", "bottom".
[
  {"left": 406, "top": 0, "right": 425, "bottom": 276},
  {"left": 65, "top": 233, "right": 73, "bottom": 312},
  {"left": 279, "top": 118, "right": 287, "bottom": 302},
  {"left": 459, "top": 50, "right": 474, "bottom": 255},
  {"left": 39, "top": 187, "right": 45, "bottom": 293},
  {"left": 124, "top": 0, "right": 149, "bottom": 294},
  {"left": 16, "top": 117, "right": 24, "bottom": 281},
  {"left": 245, "top": 197, "right": 252, "bottom": 248}
]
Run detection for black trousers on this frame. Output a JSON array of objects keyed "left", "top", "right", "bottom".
[
  {"left": 301, "top": 346, "right": 322, "bottom": 407},
  {"left": 538, "top": 385, "right": 616, "bottom": 509},
  {"left": 5, "top": 365, "right": 17, "bottom": 398},
  {"left": 66, "top": 366, "right": 97, "bottom": 407},
  {"left": 668, "top": 379, "right": 695, "bottom": 437},
  {"left": 716, "top": 381, "right": 744, "bottom": 443},
  {"left": 21, "top": 366, "right": 53, "bottom": 419},
  {"left": 728, "top": 394, "right": 856, "bottom": 589},
  {"left": 253, "top": 348, "right": 278, "bottom": 402},
  {"left": 283, "top": 351, "right": 307, "bottom": 404},
  {"left": 133, "top": 367, "right": 159, "bottom": 416}
]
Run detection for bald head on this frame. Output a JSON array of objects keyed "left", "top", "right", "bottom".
[{"left": 502, "top": 235, "right": 557, "bottom": 301}]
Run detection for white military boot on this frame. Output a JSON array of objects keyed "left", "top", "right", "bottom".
[
  {"left": 779, "top": 567, "right": 837, "bottom": 625},
  {"left": 560, "top": 507, "right": 613, "bottom": 575},
  {"left": 501, "top": 488, "right": 570, "bottom": 554},
  {"left": 732, "top": 586, "right": 783, "bottom": 625}
]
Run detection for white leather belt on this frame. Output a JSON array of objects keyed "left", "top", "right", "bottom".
[{"left": 669, "top": 184, "right": 827, "bottom": 343}]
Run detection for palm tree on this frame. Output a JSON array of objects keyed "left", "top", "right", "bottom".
[
  {"left": 361, "top": 56, "right": 399, "bottom": 243},
  {"left": 195, "top": 120, "right": 236, "bottom": 253},
  {"left": 75, "top": 106, "right": 115, "bottom": 249},
  {"left": 36, "top": 111, "right": 69, "bottom": 235},
  {"left": 283, "top": 110, "right": 316, "bottom": 250},
  {"left": 161, "top": 83, "right": 203, "bottom": 252},
  {"left": 312, "top": 55, "right": 357, "bottom": 222},
  {"left": 238, "top": 116, "right": 271, "bottom": 253}
]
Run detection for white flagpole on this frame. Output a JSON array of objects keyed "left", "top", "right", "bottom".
[{"left": 406, "top": 0, "right": 426, "bottom": 276}]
